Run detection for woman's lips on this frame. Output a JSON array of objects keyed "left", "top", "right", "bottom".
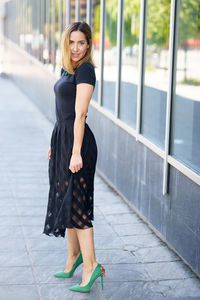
[{"left": 72, "top": 53, "right": 80, "bottom": 58}]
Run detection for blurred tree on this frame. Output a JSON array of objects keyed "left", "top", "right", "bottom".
[
  {"left": 146, "top": 0, "right": 171, "bottom": 47},
  {"left": 105, "top": 0, "right": 199, "bottom": 47},
  {"left": 93, "top": 0, "right": 100, "bottom": 45},
  {"left": 123, "top": 0, "right": 140, "bottom": 46},
  {"left": 105, "top": 0, "right": 118, "bottom": 47},
  {"left": 178, "top": 0, "right": 200, "bottom": 45},
  {"left": 177, "top": 0, "right": 200, "bottom": 81}
]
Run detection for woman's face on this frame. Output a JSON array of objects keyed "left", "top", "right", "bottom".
[{"left": 69, "top": 30, "right": 89, "bottom": 65}]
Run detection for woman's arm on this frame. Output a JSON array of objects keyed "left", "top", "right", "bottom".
[{"left": 69, "top": 83, "right": 94, "bottom": 173}]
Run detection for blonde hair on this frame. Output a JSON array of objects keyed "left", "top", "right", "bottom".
[{"left": 61, "top": 22, "right": 95, "bottom": 74}]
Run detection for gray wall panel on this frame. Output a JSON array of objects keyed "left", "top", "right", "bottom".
[{"left": 87, "top": 104, "right": 200, "bottom": 276}]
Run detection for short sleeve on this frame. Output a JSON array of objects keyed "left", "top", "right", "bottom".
[{"left": 75, "top": 63, "right": 96, "bottom": 87}]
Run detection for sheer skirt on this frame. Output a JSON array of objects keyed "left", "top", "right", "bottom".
[{"left": 43, "top": 120, "right": 97, "bottom": 238}]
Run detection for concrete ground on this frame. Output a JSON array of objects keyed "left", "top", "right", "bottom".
[{"left": 0, "top": 75, "right": 200, "bottom": 300}]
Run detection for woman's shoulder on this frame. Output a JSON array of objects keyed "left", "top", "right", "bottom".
[
  {"left": 75, "top": 62, "right": 96, "bottom": 86},
  {"left": 75, "top": 62, "right": 95, "bottom": 73}
]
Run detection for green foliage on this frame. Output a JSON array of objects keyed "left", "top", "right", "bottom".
[
  {"left": 93, "top": 1, "right": 101, "bottom": 43},
  {"left": 146, "top": 0, "right": 171, "bottom": 47},
  {"left": 123, "top": 0, "right": 140, "bottom": 46},
  {"left": 180, "top": 78, "right": 200, "bottom": 86},
  {"left": 105, "top": 0, "right": 200, "bottom": 48},
  {"left": 178, "top": 0, "right": 200, "bottom": 45},
  {"left": 105, "top": 0, "right": 118, "bottom": 47}
]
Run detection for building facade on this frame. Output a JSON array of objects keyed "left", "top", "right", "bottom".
[{"left": 2, "top": 0, "right": 200, "bottom": 277}]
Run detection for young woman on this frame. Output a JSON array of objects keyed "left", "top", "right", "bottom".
[{"left": 43, "top": 21, "right": 105, "bottom": 293}]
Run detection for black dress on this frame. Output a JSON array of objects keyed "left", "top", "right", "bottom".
[{"left": 43, "top": 62, "right": 98, "bottom": 238}]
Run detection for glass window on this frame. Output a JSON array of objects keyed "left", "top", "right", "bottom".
[
  {"left": 26, "top": 1, "right": 33, "bottom": 55},
  {"left": 43, "top": 0, "right": 50, "bottom": 65},
  {"left": 141, "top": 0, "right": 171, "bottom": 148},
  {"left": 102, "top": 0, "right": 118, "bottom": 113},
  {"left": 91, "top": 0, "right": 100, "bottom": 102},
  {"left": 71, "top": 0, "right": 76, "bottom": 23},
  {"left": 171, "top": 0, "right": 200, "bottom": 174},
  {"left": 120, "top": 0, "right": 140, "bottom": 128},
  {"left": 32, "top": 0, "right": 40, "bottom": 60},
  {"left": 39, "top": 0, "right": 45, "bottom": 63},
  {"left": 80, "top": 0, "right": 87, "bottom": 22},
  {"left": 54, "top": 0, "right": 60, "bottom": 73}
]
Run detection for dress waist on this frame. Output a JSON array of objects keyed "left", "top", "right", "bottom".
[
  {"left": 56, "top": 116, "right": 75, "bottom": 123},
  {"left": 56, "top": 115, "right": 87, "bottom": 124}
]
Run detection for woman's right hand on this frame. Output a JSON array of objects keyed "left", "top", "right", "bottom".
[{"left": 47, "top": 148, "right": 51, "bottom": 160}]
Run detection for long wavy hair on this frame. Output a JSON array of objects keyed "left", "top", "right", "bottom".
[{"left": 61, "top": 21, "right": 95, "bottom": 74}]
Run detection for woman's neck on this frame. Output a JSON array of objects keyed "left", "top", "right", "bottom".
[{"left": 71, "top": 60, "right": 77, "bottom": 69}]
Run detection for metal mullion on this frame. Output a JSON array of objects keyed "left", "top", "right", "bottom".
[
  {"left": 51, "top": 0, "right": 56, "bottom": 70},
  {"left": 37, "top": 0, "right": 40, "bottom": 60},
  {"left": 25, "top": 0, "right": 28, "bottom": 52},
  {"left": 98, "top": 0, "right": 105, "bottom": 106},
  {"left": 66, "top": 0, "right": 71, "bottom": 26},
  {"left": 18, "top": 0, "right": 21, "bottom": 45},
  {"left": 27, "top": 0, "right": 29, "bottom": 52},
  {"left": 40, "top": 0, "right": 45, "bottom": 62},
  {"left": 58, "top": 0, "right": 62, "bottom": 46},
  {"left": 21, "top": 0, "right": 24, "bottom": 48},
  {"left": 86, "top": 0, "right": 92, "bottom": 25},
  {"left": 58, "top": 0, "right": 62, "bottom": 70},
  {"left": 37, "top": 0, "right": 40, "bottom": 59},
  {"left": 115, "top": 0, "right": 123, "bottom": 118},
  {"left": 27, "top": 0, "right": 30, "bottom": 53},
  {"left": 46, "top": 0, "right": 50, "bottom": 65},
  {"left": 31, "top": 0, "right": 34, "bottom": 55},
  {"left": 136, "top": 0, "right": 147, "bottom": 140},
  {"left": 75, "top": 0, "right": 80, "bottom": 22},
  {"left": 17, "top": 0, "right": 19, "bottom": 44},
  {"left": 41, "top": 0, "right": 46, "bottom": 63},
  {"left": 23, "top": 0, "right": 26, "bottom": 49},
  {"left": 33, "top": 0, "right": 36, "bottom": 57},
  {"left": 163, "top": 0, "right": 180, "bottom": 195}
]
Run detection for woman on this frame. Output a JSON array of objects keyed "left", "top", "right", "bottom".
[{"left": 43, "top": 21, "right": 105, "bottom": 293}]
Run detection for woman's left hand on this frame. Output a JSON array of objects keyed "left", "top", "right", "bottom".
[{"left": 69, "top": 153, "right": 83, "bottom": 173}]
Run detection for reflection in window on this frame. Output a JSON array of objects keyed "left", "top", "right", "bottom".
[
  {"left": 120, "top": 0, "right": 140, "bottom": 128},
  {"left": 102, "top": 0, "right": 118, "bottom": 113},
  {"left": 141, "top": 0, "right": 171, "bottom": 148},
  {"left": 43, "top": 0, "right": 50, "bottom": 65},
  {"left": 26, "top": 1, "right": 33, "bottom": 55},
  {"left": 91, "top": 0, "right": 100, "bottom": 102},
  {"left": 171, "top": 0, "right": 200, "bottom": 174},
  {"left": 80, "top": 0, "right": 87, "bottom": 22},
  {"left": 54, "top": 0, "right": 61, "bottom": 74}
]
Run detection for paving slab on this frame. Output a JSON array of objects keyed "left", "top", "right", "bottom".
[
  {"left": 0, "top": 285, "right": 39, "bottom": 300},
  {"left": 0, "top": 76, "right": 200, "bottom": 299},
  {"left": 38, "top": 283, "right": 104, "bottom": 300},
  {"left": 150, "top": 298, "right": 200, "bottom": 300}
]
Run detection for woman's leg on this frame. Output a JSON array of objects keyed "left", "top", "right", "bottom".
[
  {"left": 64, "top": 228, "right": 81, "bottom": 272},
  {"left": 75, "top": 227, "right": 98, "bottom": 286}
]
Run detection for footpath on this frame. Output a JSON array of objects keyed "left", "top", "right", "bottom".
[{"left": 0, "top": 75, "right": 200, "bottom": 300}]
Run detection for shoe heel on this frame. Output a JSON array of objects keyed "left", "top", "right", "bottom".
[{"left": 101, "top": 275, "right": 103, "bottom": 290}]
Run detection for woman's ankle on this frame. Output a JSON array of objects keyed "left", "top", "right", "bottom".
[
  {"left": 83, "top": 261, "right": 98, "bottom": 273},
  {"left": 68, "top": 251, "right": 81, "bottom": 258}
]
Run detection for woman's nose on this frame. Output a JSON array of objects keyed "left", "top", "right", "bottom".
[{"left": 73, "top": 43, "right": 78, "bottom": 51}]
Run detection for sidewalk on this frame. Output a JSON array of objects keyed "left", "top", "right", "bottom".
[{"left": 0, "top": 75, "right": 200, "bottom": 300}]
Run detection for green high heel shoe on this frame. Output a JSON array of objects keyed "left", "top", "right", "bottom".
[
  {"left": 69, "top": 263, "right": 105, "bottom": 293},
  {"left": 53, "top": 252, "right": 83, "bottom": 278}
]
